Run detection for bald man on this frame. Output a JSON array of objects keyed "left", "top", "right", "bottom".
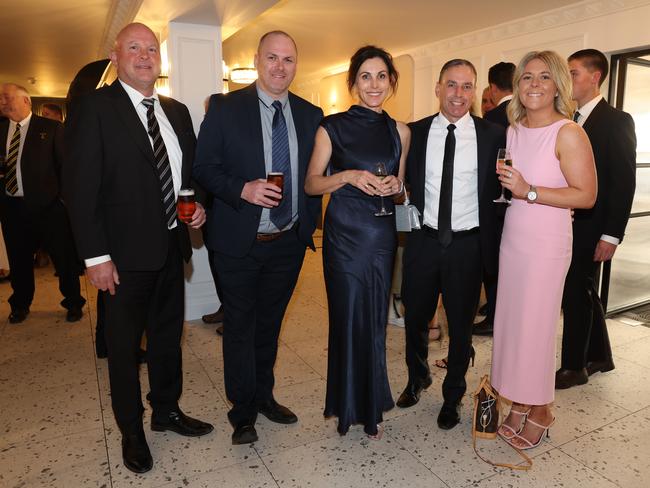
[{"left": 64, "top": 23, "right": 212, "bottom": 474}]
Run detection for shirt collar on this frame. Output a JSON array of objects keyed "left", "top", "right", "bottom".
[
  {"left": 119, "top": 79, "right": 159, "bottom": 109},
  {"left": 497, "top": 94, "right": 513, "bottom": 106},
  {"left": 434, "top": 110, "right": 472, "bottom": 130},
  {"left": 256, "top": 82, "right": 288, "bottom": 109},
  {"left": 10, "top": 112, "right": 32, "bottom": 128},
  {"left": 576, "top": 94, "right": 603, "bottom": 120}
]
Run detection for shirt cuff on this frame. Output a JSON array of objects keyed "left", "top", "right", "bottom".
[
  {"left": 600, "top": 235, "right": 620, "bottom": 246},
  {"left": 85, "top": 255, "right": 111, "bottom": 267}
]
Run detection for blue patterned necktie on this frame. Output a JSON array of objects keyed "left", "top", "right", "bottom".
[
  {"left": 141, "top": 98, "right": 177, "bottom": 228},
  {"left": 270, "top": 100, "right": 292, "bottom": 230},
  {"left": 5, "top": 123, "right": 21, "bottom": 195}
]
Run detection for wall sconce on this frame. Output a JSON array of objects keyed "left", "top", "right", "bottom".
[
  {"left": 155, "top": 75, "right": 170, "bottom": 97},
  {"left": 230, "top": 67, "right": 258, "bottom": 84},
  {"left": 156, "top": 40, "right": 171, "bottom": 96}
]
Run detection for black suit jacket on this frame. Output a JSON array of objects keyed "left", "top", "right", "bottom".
[
  {"left": 63, "top": 81, "right": 197, "bottom": 271},
  {"left": 406, "top": 114, "right": 505, "bottom": 275},
  {"left": 484, "top": 99, "right": 510, "bottom": 129},
  {"left": 0, "top": 114, "right": 64, "bottom": 210},
  {"left": 193, "top": 83, "right": 323, "bottom": 258},
  {"left": 573, "top": 98, "right": 636, "bottom": 248}
]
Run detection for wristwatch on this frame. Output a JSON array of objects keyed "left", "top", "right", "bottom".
[{"left": 526, "top": 185, "right": 538, "bottom": 203}]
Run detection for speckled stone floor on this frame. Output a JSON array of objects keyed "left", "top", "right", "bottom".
[{"left": 1, "top": 250, "right": 649, "bottom": 488}]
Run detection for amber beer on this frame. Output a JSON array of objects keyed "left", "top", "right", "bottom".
[
  {"left": 267, "top": 172, "right": 284, "bottom": 201},
  {"left": 177, "top": 188, "right": 196, "bottom": 223}
]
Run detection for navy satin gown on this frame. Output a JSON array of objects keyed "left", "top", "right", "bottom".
[{"left": 322, "top": 105, "right": 401, "bottom": 436}]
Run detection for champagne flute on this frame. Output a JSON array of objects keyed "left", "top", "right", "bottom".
[
  {"left": 374, "top": 162, "right": 393, "bottom": 217},
  {"left": 493, "top": 148, "right": 513, "bottom": 204}
]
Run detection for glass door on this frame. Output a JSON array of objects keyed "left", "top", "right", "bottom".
[{"left": 602, "top": 49, "right": 650, "bottom": 315}]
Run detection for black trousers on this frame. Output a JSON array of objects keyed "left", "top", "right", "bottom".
[
  {"left": 402, "top": 227, "right": 482, "bottom": 405},
  {"left": 561, "top": 245, "right": 612, "bottom": 370},
  {"left": 215, "top": 227, "right": 305, "bottom": 425},
  {"left": 104, "top": 229, "right": 184, "bottom": 434},
  {"left": 0, "top": 197, "right": 85, "bottom": 312}
]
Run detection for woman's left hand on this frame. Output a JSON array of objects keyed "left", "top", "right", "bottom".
[
  {"left": 497, "top": 162, "right": 528, "bottom": 200},
  {"left": 377, "top": 175, "right": 403, "bottom": 196}
]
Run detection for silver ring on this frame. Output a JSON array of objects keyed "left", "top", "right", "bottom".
[{"left": 507, "top": 171, "right": 512, "bottom": 178}]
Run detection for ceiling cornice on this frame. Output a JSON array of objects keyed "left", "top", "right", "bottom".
[{"left": 98, "top": 0, "right": 145, "bottom": 58}]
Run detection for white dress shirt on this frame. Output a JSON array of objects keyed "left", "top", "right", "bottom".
[
  {"left": 423, "top": 111, "right": 479, "bottom": 231},
  {"left": 85, "top": 80, "right": 184, "bottom": 267},
  {"left": 4, "top": 112, "right": 32, "bottom": 197},
  {"left": 496, "top": 94, "right": 513, "bottom": 106},
  {"left": 575, "top": 94, "right": 619, "bottom": 246}
]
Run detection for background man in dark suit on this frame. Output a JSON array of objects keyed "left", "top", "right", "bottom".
[
  {"left": 64, "top": 23, "right": 213, "bottom": 474},
  {"left": 556, "top": 49, "right": 637, "bottom": 389},
  {"left": 193, "top": 31, "right": 323, "bottom": 445},
  {"left": 0, "top": 83, "right": 85, "bottom": 324},
  {"left": 473, "top": 61, "right": 515, "bottom": 337},
  {"left": 396, "top": 60, "right": 504, "bottom": 430}
]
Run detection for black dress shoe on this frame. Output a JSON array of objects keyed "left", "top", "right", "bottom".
[
  {"left": 472, "top": 318, "right": 493, "bottom": 336},
  {"left": 586, "top": 360, "right": 615, "bottom": 376},
  {"left": 437, "top": 401, "right": 461, "bottom": 430},
  {"left": 202, "top": 308, "right": 224, "bottom": 324},
  {"left": 9, "top": 308, "right": 29, "bottom": 324},
  {"left": 122, "top": 430, "right": 153, "bottom": 474},
  {"left": 232, "top": 422, "right": 258, "bottom": 445},
  {"left": 396, "top": 376, "right": 433, "bottom": 408},
  {"left": 151, "top": 410, "right": 214, "bottom": 437},
  {"left": 258, "top": 399, "right": 298, "bottom": 424},
  {"left": 555, "top": 367, "right": 588, "bottom": 389},
  {"left": 66, "top": 307, "right": 83, "bottom": 322}
]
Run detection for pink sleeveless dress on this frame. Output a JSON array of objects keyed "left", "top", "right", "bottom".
[{"left": 491, "top": 119, "right": 573, "bottom": 405}]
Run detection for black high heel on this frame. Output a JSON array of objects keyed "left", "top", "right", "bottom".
[{"left": 470, "top": 345, "right": 476, "bottom": 367}]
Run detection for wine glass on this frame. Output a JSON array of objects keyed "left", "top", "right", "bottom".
[
  {"left": 493, "top": 148, "right": 512, "bottom": 204},
  {"left": 374, "top": 162, "right": 393, "bottom": 217}
]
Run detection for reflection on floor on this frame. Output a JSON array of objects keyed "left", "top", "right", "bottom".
[{"left": 2, "top": 251, "right": 650, "bottom": 488}]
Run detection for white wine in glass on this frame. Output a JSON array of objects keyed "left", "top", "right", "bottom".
[
  {"left": 493, "top": 148, "right": 513, "bottom": 204},
  {"left": 374, "top": 162, "right": 393, "bottom": 217}
]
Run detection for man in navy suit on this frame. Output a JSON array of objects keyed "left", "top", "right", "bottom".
[
  {"left": 396, "top": 60, "right": 504, "bottom": 430},
  {"left": 193, "top": 31, "right": 323, "bottom": 445},
  {"left": 0, "top": 83, "right": 85, "bottom": 324},
  {"left": 556, "top": 49, "right": 636, "bottom": 389}
]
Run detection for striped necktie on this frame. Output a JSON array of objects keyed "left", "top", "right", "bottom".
[
  {"left": 5, "top": 123, "right": 21, "bottom": 195},
  {"left": 573, "top": 111, "right": 581, "bottom": 123},
  {"left": 270, "top": 100, "right": 292, "bottom": 230},
  {"left": 141, "top": 98, "right": 177, "bottom": 228}
]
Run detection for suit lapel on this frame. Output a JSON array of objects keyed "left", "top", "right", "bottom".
[
  {"left": 0, "top": 118, "right": 9, "bottom": 156},
  {"left": 415, "top": 116, "right": 434, "bottom": 212},
  {"left": 473, "top": 116, "right": 489, "bottom": 200},
  {"left": 108, "top": 82, "right": 155, "bottom": 164},
  {"left": 581, "top": 98, "right": 607, "bottom": 136},
  {"left": 289, "top": 92, "right": 308, "bottom": 185},
  {"left": 244, "top": 84, "right": 266, "bottom": 178}
]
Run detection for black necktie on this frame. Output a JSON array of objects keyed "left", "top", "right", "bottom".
[
  {"left": 270, "top": 100, "right": 292, "bottom": 230},
  {"left": 141, "top": 98, "right": 177, "bottom": 228},
  {"left": 438, "top": 123, "right": 456, "bottom": 247},
  {"left": 573, "top": 111, "right": 581, "bottom": 123},
  {"left": 5, "top": 123, "right": 21, "bottom": 195}
]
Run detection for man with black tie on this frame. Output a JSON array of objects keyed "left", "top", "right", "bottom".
[
  {"left": 0, "top": 83, "right": 85, "bottom": 324},
  {"left": 64, "top": 23, "right": 213, "bottom": 473},
  {"left": 193, "top": 31, "right": 322, "bottom": 445},
  {"left": 396, "top": 60, "right": 504, "bottom": 430},
  {"left": 473, "top": 61, "right": 515, "bottom": 337},
  {"left": 556, "top": 49, "right": 636, "bottom": 389}
]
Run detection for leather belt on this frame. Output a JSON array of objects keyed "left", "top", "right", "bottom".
[
  {"left": 256, "top": 223, "right": 297, "bottom": 242},
  {"left": 423, "top": 225, "right": 479, "bottom": 238}
]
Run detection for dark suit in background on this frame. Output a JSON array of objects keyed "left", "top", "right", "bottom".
[
  {"left": 0, "top": 114, "right": 84, "bottom": 317},
  {"left": 193, "top": 83, "right": 322, "bottom": 429},
  {"left": 561, "top": 98, "right": 636, "bottom": 372},
  {"left": 64, "top": 81, "right": 197, "bottom": 433},
  {"left": 400, "top": 110, "right": 504, "bottom": 425},
  {"left": 484, "top": 99, "right": 509, "bottom": 129}
]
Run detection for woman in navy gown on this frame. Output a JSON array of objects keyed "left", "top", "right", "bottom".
[{"left": 305, "top": 46, "right": 410, "bottom": 438}]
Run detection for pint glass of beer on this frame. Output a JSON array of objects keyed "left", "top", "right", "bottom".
[
  {"left": 267, "top": 172, "right": 284, "bottom": 201},
  {"left": 177, "top": 188, "right": 196, "bottom": 223}
]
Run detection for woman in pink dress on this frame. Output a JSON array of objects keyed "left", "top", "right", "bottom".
[{"left": 490, "top": 51, "right": 597, "bottom": 450}]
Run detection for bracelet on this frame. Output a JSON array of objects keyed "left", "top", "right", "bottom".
[{"left": 397, "top": 178, "right": 405, "bottom": 195}]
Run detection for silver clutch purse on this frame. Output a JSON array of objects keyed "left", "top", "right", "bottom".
[{"left": 395, "top": 195, "right": 421, "bottom": 232}]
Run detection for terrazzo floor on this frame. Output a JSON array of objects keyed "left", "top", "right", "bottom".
[{"left": 1, "top": 249, "right": 650, "bottom": 488}]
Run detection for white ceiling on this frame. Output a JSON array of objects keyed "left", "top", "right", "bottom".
[{"left": 1, "top": 0, "right": 577, "bottom": 98}]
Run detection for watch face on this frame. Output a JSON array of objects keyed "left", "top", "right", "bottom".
[{"left": 527, "top": 191, "right": 537, "bottom": 201}]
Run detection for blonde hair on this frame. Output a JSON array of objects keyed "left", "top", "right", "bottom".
[{"left": 507, "top": 50, "right": 574, "bottom": 125}]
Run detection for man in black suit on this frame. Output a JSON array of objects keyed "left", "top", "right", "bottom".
[
  {"left": 556, "top": 49, "right": 636, "bottom": 389},
  {"left": 64, "top": 23, "right": 213, "bottom": 473},
  {"left": 193, "top": 31, "right": 323, "bottom": 445},
  {"left": 473, "top": 61, "right": 515, "bottom": 337},
  {"left": 0, "top": 83, "right": 85, "bottom": 324},
  {"left": 396, "top": 60, "right": 504, "bottom": 430}
]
